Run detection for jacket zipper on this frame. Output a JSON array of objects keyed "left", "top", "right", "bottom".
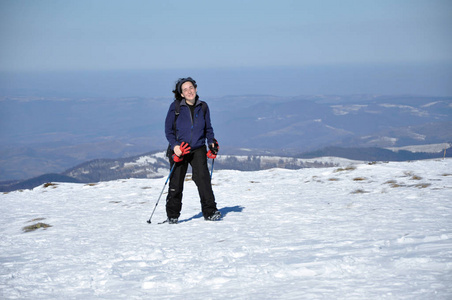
[{"left": 189, "top": 105, "right": 194, "bottom": 145}]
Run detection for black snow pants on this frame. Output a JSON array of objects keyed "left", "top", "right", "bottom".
[{"left": 166, "top": 146, "right": 218, "bottom": 219}]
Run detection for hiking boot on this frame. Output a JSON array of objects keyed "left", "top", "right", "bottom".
[
  {"left": 167, "top": 217, "right": 178, "bottom": 224},
  {"left": 204, "top": 210, "right": 222, "bottom": 221}
]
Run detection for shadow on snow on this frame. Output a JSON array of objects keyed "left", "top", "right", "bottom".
[{"left": 179, "top": 205, "right": 245, "bottom": 223}]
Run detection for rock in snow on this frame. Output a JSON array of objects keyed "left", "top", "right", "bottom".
[{"left": 1, "top": 159, "right": 452, "bottom": 299}]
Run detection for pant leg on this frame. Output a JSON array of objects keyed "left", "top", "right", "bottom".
[
  {"left": 189, "top": 146, "right": 218, "bottom": 217},
  {"left": 166, "top": 158, "right": 188, "bottom": 219}
]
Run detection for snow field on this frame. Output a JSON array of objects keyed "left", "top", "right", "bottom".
[{"left": 1, "top": 159, "right": 451, "bottom": 299}]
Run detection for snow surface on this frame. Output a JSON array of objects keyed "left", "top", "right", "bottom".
[
  {"left": 386, "top": 143, "right": 451, "bottom": 154},
  {"left": 124, "top": 156, "right": 158, "bottom": 168},
  {"left": 331, "top": 104, "right": 368, "bottom": 116},
  {"left": 1, "top": 159, "right": 452, "bottom": 299}
]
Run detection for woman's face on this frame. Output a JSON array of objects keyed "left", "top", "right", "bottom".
[{"left": 181, "top": 81, "right": 197, "bottom": 102}]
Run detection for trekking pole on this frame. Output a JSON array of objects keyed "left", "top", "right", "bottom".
[
  {"left": 147, "top": 164, "right": 175, "bottom": 224},
  {"left": 210, "top": 158, "right": 215, "bottom": 179}
]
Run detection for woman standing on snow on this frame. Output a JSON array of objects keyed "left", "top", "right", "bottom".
[{"left": 164, "top": 77, "right": 220, "bottom": 224}]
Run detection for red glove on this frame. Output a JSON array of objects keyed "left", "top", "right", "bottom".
[
  {"left": 207, "top": 139, "right": 219, "bottom": 159},
  {"left": 180, "top": 142, "right": 191, "bottom": 155},
  {"left": 207, "top": 150, "right": 217, "bottom": 159},
  {"left": 172, "top": 153, "right": 183, "bottom": 162},
  {"left": 173, "top": 142, "right": 191, "bottom": 162}
]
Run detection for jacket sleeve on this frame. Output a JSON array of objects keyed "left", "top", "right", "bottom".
[
  {"left": 204, "top": 103, "right": 215, "bottom": 145},
  {"left": 165, "top": 102, "right": 178, "bottom": 150}
]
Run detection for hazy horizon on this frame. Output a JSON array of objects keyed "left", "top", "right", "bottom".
[{"left": 1, "top": 62, "right": 451, "bottom": 98}]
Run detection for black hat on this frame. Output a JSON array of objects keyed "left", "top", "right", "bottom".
[{"left": 176, "top": 77, "right": 197, "bottom": 94}]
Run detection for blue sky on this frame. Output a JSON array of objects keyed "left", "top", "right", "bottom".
[{"left": 1, "top": 0, "right": 451, "bottom": 72}]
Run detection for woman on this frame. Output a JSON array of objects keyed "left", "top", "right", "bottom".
[{"left": 164, "top": 77, "right": 221, "bottom": 224}]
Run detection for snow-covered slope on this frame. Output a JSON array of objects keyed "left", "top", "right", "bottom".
[
  {"left": 385, "top": 142, "right": 451, "bottom": 153},
  {"left": 1, "top": 159, "right": 452, "bottom": 299},
  {"left": 61, "top": 151, "right": 362, "bottom": 184}
]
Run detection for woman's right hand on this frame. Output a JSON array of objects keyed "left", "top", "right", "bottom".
[{"left": 174, "top": 142, "right": 191, "bottom": 158}]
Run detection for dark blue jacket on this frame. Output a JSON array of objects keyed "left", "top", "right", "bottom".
[{"left": 165, "top": 99, "right": 215, "bottom": 151}]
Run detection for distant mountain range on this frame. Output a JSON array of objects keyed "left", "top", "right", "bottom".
[
  {"left": 1, "top": 94, "right": 451, "bottom": 182},
  {"left": 299, "top": 144, "right": 451, "bottom": 161},
  {"left": 1, "top": 144, "right": 450, "bottom": 192}
]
